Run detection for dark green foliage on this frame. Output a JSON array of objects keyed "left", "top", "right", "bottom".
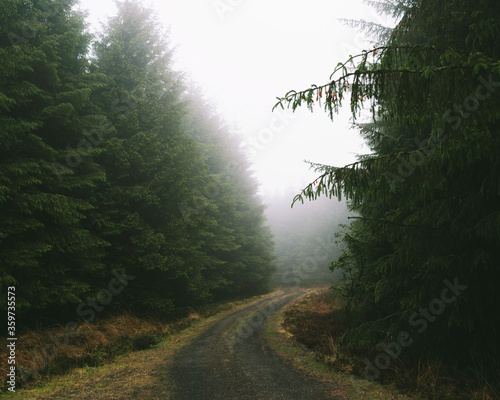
[
  {"left": 90, "top": 0, "right": 211, "bottom": 313},
  {"left": 0, "top": 0, "right": 108, "bottom": 319},
  {"left": 275, "top": 0, "right": 500, "bottom": 366},
  {"left": 1, "top": 0, "right": 274, "bottom": 328}
]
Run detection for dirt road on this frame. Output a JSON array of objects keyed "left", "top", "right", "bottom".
[{"left": 169, "top": 291, "right": 339, "bottom": 400}]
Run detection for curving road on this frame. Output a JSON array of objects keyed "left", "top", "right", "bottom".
[{"left": 169, "top": 291, "right": 339, "bottom": 400}]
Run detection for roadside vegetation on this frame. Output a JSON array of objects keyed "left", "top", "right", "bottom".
[{"left": 275, "top": 288, "right": 498, "bottom": 400}]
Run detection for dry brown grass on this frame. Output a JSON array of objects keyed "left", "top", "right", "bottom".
[
  {"left": 281, "top": 288, "right": 500, "bottom": 400},
  {"left": 0, "top": 312, "right": 166, "bottom": 392},
  {"left": 0, "top": 290, "right": 284, "bottom": 397},
  {"left": 282, "top": 290, "right": 358, "bottom": 374}
]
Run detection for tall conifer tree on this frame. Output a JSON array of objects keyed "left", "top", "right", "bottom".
[
  {"left": 0, "top": 0, "right": 108, "bottom": 320},
  {"left": 275, "top": 0, "right": 500, "bottom": 360}
]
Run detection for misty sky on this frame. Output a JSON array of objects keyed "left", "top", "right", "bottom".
[{"left": 80, "top": 0, "right": 393, "bottom": 199}]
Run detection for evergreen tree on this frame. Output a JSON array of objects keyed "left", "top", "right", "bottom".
[
  {"left": 274, "top": 0, "right": 500, "bottom": 362},
  {"left": 91, "top": 0, "right": 219, "bottom": 313},
  {"left": 0, "top": 0, "right": 108, "bottom": 321},
  {"left": 182, "top": 94, "right": 275, "bottom": 298}
]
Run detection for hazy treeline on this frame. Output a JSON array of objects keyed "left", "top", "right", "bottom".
[
  {"left": 0, "top": 0, "right": 274, "bottom": 328},
  {"left": 266, "top": 188, "right": 351, "bottom": 287}
]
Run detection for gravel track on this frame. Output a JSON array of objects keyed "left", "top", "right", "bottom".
[{"left": 169, "top": 291, "right": 340, "bottom": 400}]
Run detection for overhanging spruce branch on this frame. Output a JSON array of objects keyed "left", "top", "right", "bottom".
[
  {"left": 292, "top": 144, "right": 441, "bottom": 207},
  {"left": 347, "top": 216, "right": 447, "bottom": 230},
  {"left": 273, "top": 63, "right": 499, "bottom": 112},
  {"left": 273, "top": 44, "right": 499, "bottom": 112},
  {"left": 304, "top": 143, "right": 437, "bottom": 174}
]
